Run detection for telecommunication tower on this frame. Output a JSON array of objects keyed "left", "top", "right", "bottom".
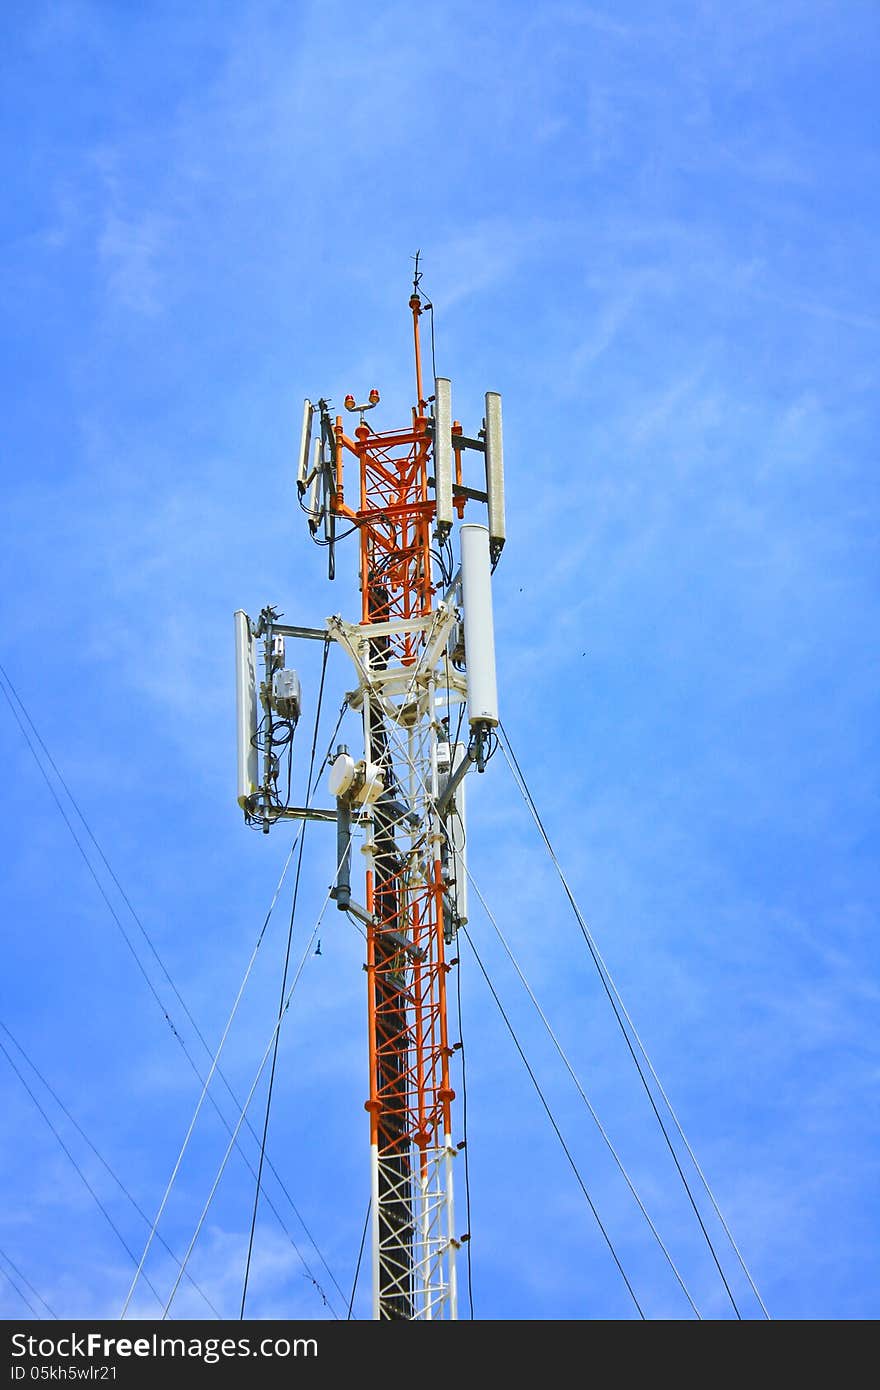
[{"left": 234, "top": 272, "right": 505, "bottom": 1320}]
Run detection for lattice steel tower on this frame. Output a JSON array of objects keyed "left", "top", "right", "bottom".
[{"left": 235, "top": 274, "right": 505, "bottom": 1319}]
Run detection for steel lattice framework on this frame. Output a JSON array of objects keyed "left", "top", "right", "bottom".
[{"left": 330, "top": 295, "right": 463, "bottom": 1318}]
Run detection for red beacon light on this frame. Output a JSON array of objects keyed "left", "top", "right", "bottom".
[{"left": 344, "top": 389, "right": 381, "bottom": 415}]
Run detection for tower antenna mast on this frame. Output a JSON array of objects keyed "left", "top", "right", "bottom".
[{"left": 235, "top": 274, "right": 505, "bottom": 1319}]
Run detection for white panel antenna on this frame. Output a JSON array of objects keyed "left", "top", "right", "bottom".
[
  {"left": 297, "top": 399, "right": 314, "bottom": 495},
  {"left": 460, "top": 523, "right": 499, "bottom": 727},
  {"left": 484, "top": 391, "right": 505, "bottom": 562},
  {"left": 433, "top": 377, "right": 453, "bottom": 538},
  {"left": 234, "top": 610, "right": 259, "bottom": 809}
]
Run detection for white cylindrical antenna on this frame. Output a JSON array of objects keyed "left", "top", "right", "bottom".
[
  {"left": 297, "top": 399, "right": 314, "bottom": 496},
  {"left": 449, "top": 741, "right": 468, "bottom": 925},
  {"left": 234, "top": 610, "right": 259, "bottom": 809},
  {"left": 484, "top": 391, "right": 505, "bottom": 561},
  {"left": 433, "top": 376, "right": 453, "bottom": 538},
  {"left": 460, "top": 523, "right": 499, "bottom": 727},
  {"left": 306, "top": 436, "right": 322, "bottom": 532}
]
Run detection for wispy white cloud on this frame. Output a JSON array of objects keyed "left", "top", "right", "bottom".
[{"left": 98, "top": 211, "right": 172, "bottom": 317}]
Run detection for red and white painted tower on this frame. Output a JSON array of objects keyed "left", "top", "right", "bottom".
[{"left": 236, "top": 275, "right": 504, "bottom": 1319}]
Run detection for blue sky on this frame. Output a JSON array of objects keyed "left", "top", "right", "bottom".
[{"left": 0, "top": 0, "right": 877, "bottom": 1321}]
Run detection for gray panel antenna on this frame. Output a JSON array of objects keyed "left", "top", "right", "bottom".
[
  {"left": 233, "top": 610, "right": 259, "bottom": 809},
  {"left": 297, "top": 399, "right": 314, "bottom": 494},
  {"left": 433, "top": 377, "right": 453, "bottom": 538},
  {"left": 306, "top": 436, "right": 323, "bottom": 533},
  {"left": 484, "top": 391, "right": 505, "bottom": 561}
]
